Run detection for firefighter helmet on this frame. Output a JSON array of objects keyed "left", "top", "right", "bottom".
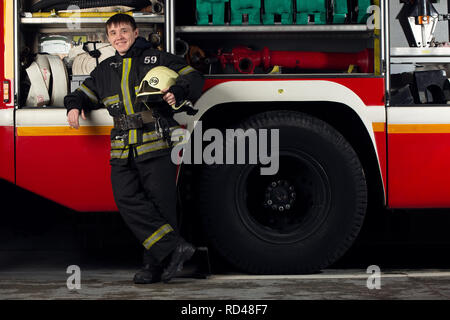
[
  {"left": 136, "top": 65, "right": 195, "bottom": 112},
  {"left": 136, "top": 66, "right": 178, "bottom": 102}
]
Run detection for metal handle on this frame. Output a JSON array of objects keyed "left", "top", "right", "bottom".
[{"left": 164, "top": 0, "right": 175, "bottom": 54}]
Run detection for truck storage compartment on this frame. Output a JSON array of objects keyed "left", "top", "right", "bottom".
[
  {"left": 18, "top": 0, "right": 164, "bottom": 108},
  {"left": 192, "top": 0, "right": 373, "bottom": 26},
  {"left": 177, "top": 0, "right": 376, "bottom": 75}
]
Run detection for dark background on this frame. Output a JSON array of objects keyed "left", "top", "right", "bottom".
[{"left": 2, "top": 177, "right": 450, "bottom": 273}]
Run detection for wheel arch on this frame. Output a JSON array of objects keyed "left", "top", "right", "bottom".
[{"left": 178, "top": 100, "right": 386, "bottom": 211}]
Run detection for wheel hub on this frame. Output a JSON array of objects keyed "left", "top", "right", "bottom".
[{"left": 263, "top": 180, "right": 296, "bottom": 212}]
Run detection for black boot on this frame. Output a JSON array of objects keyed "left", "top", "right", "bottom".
[
  {"left": 134, "top": 250, "right": 163, "bottom": 284},
  {"left": 161, "top": 239, "right": 196, "bottom": 283},
  {"left": 133, "top": 264, "right": 163, "bottom": 284}
]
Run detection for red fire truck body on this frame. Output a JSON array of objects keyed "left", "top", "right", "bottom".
[
  {"left": 1, "top": 0, "right": 449, "bottom": 273},
  {"left": 4, "top": 76, "right": 386, "bottom": 212}
]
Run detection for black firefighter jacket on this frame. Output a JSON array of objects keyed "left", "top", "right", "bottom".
[{"left": 64, "top": 37, "right": 204, "bottom": 166}]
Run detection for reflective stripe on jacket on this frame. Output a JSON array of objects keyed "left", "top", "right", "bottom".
[{"left": 64, "top": 37, "right": 204, "bottom": 165}]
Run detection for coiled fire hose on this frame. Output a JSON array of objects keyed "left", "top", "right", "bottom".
[
  {"left": 25, "top": 54, "right": 68, "bottom": 107},
  {"left": 69, "top": 42, "right": 116, "bottom": 76}
]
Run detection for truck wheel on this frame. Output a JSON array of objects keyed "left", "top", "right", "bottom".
[{"left": 198, "top": 111, "right": 367, "bottom": 274}]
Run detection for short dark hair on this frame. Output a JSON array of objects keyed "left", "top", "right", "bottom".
[{"left": 106, "top": 13, "right": 137, "bottom": 34}]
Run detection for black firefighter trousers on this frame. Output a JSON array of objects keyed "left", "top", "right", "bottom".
[{"left": 111, "top": 152, "right": 180, "bottom": 266}]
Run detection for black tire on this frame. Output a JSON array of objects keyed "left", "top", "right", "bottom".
[{"left": 198, "top": 111, "right": 367, "bottom": 274}]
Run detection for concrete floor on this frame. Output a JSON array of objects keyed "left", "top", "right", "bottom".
[
  {"left": 1, "top": 265, "right": 450, "bottom": 300},
  {"left": 2, "top": 182, "right": 450, "bottom": 300},
  {"left": 1, "top": 248, "right": 450, "bottom": 300}
]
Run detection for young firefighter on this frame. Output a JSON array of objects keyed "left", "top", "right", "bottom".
[{"left": 64, "top": 14, "right": 204, "bottom": 284}]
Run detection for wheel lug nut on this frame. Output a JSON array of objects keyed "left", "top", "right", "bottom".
[
  {"left": 271, "top": 182, "right": 277, "bottom": 187},
  {"left": 286, "top": 204, "right": 291, "bottom": 210},
  {"left": 267, "top": 200, "right": 273, "bottom": 205},
  {"left": 279, "top": 206, "right": 284, "bottom": 212}
]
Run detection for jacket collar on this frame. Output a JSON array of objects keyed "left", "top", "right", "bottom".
[{"left": 114, "top": 37, "right": 152, "bottom": 59}]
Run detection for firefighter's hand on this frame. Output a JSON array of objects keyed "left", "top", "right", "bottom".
[
  {"left": 67, "top": 109, "right": 87, "bottom": 129},
  {"left": 161, "top": 88, "right": 176, "bottom": 107}
]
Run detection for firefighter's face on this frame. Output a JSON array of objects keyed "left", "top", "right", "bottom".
[{"left": 107, "top": 23, "right": 139, "bottom": 55}]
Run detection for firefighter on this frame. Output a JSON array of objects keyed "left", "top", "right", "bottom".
[{"left": 64, "top": 13, "right": 204, "bottom": 284}]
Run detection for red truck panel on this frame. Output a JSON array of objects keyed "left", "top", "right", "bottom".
[{"left": 16, "top": 134, "right": 117, "bottom": 212}]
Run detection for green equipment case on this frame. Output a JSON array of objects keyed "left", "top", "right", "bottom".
[
  {"left": 196, "top": 0, "right": 229, "bottom": 25},
  {"left": 230, "top": 0, "right": 261, "bottom": 25},
  {"left": 333, "top": 0, "right": 348, "bottom": 23},
  {"left": 357, "top": 0, "right": 372, "bottom": 24},
  {"left": 262, "top": 0, "right": 294, "bottom": 25},
  {"left": 296, "top": 0, "right": 326, "bottom": 25}
]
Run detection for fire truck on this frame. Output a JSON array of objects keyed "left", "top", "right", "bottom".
[{"left": 1, "top": 0, "right": 450, "bottom": 274}]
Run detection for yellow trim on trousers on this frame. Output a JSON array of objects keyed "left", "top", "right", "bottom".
[{"left": 143, "top": 224, "right": 174, "bottom": 250}]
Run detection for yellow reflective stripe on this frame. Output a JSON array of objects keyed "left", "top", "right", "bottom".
[
  {"left": 128, "top": 129, "right": 138, "bottom": 145},
  {"left": 111, "top": 149, "right": 130, "bottom": 158},
  {"left": 78, "top": 84, "right": 98, "bottom": 103},
  {"left": 137, "top": 139, "right": 168, "bottom": 152},
  {"left": 121, "top": 58, "right": 134, "bottom": 115},
  {"left": 102, "top": 94, "right": 120, "bottom": 106},
  {"left": 111, "top": 148, "right": 129, "bottom": 159},
  {"left": 135, "top": 86, "right": 140, "bottom": 95},
  {"left": 111, "top": 140, "right": 125, "bottom": 148},
  {"left": 178, "top": 65, "right": 195, "bottom": 76},
  {"left": 143, "top": 131, "right": 160, "bottom": 142},
  {"left": 136, "top": 140, "right": 170, "bottom": 155},
  {"left": 137, "top": 145, "right": 170, "bottom": 156},
  {"left": 104, "top": 98, "right": 120, "bottom": 106},
  {"left": 142, "top": 126, "right": 181, "bottom": 143},
  {"left": 171, "top": 100, "right": 188, "bottom": 111},
  {"left": 143, "top": 224, "right": 174, "bottom": 250},
  {"left": 102, "top": 94, "right": 119, "bottom": 102},
  {"left": 111, "top": 125, "right": 183, "bottom": 155}
]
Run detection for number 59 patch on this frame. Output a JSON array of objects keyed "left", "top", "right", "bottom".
[{"left": 144, "top": 56, "right": 158, "bottom": 64}]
